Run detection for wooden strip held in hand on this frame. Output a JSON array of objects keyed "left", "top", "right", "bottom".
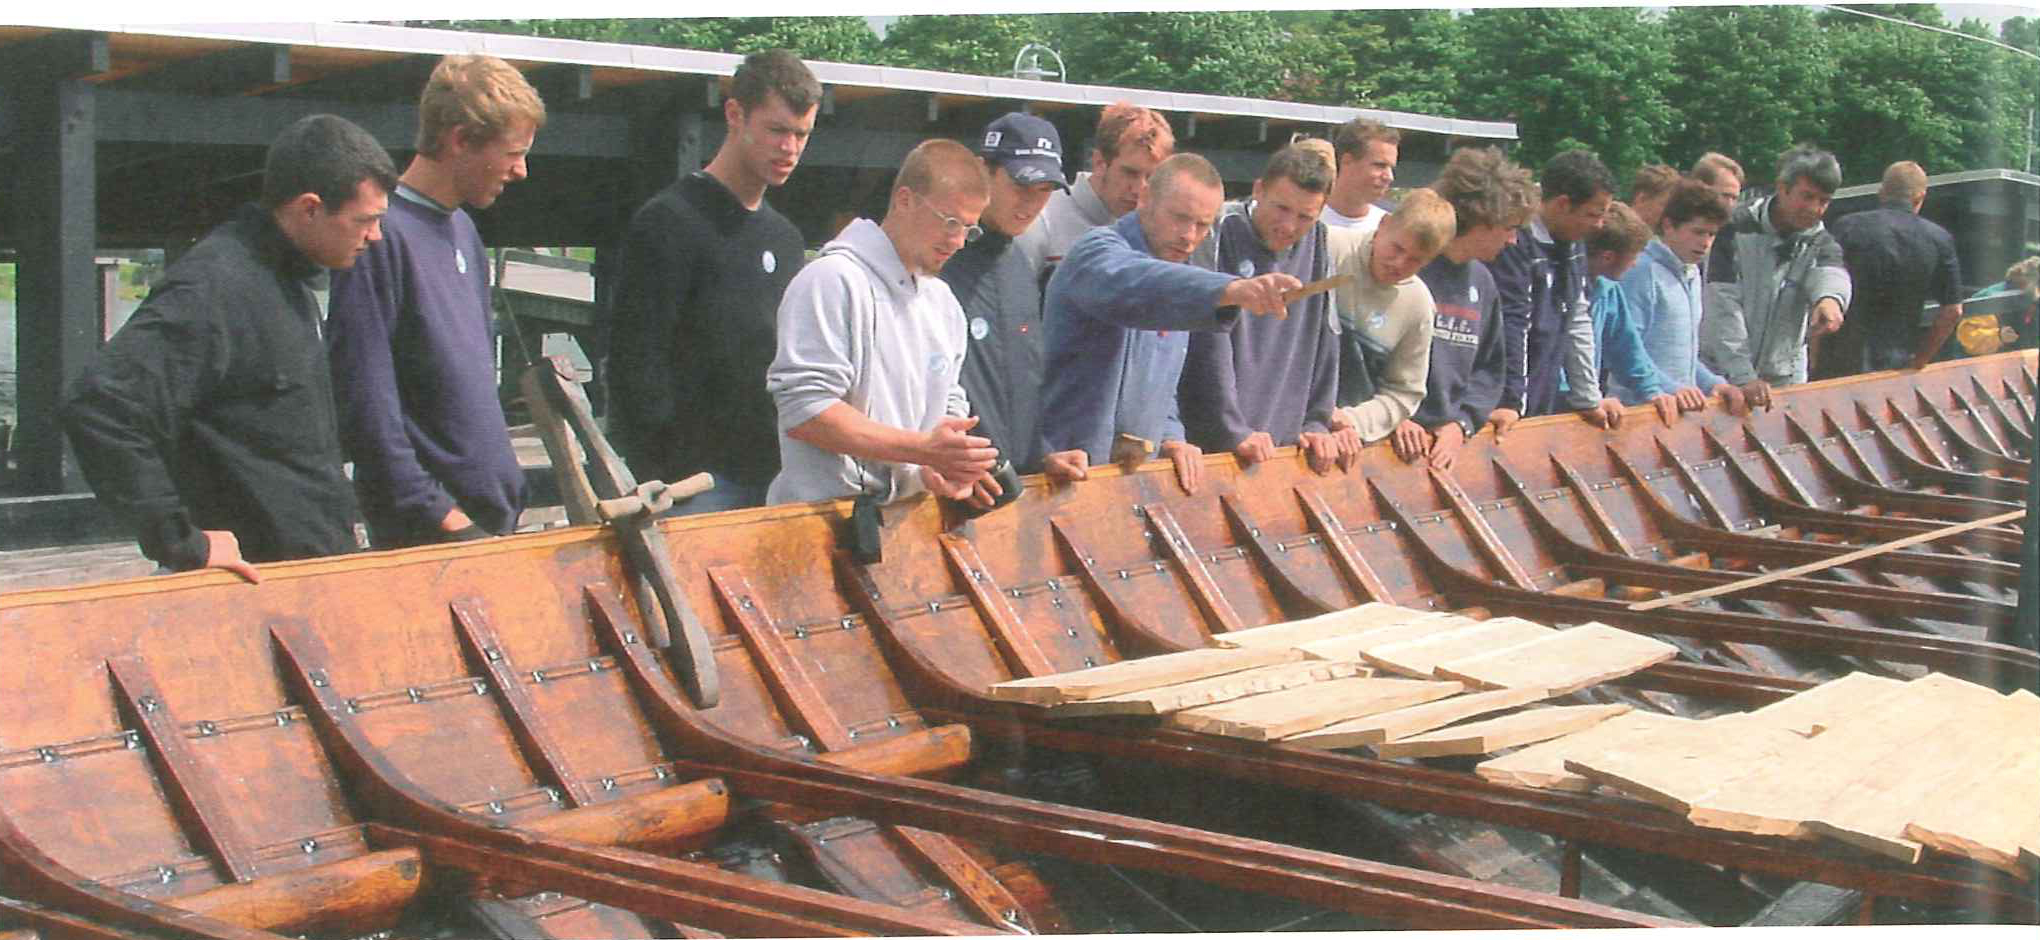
[
  {"left": 450, "top": 596, "right": 597, "bottom": 807},
  {"left": 938, "top": 533, "right": 1057, "bottom": 679},
  {"left": 1281, "top": 274, "right": 1353, "bottom": 305},
  {"left": 1143, "top": 503, "right": 1243, "bottom": 635},
  {"left": 105, "top": 655, "right": 263, "bottom": 884},
  {"left": 1293, "top": 483, "right": 1393, "bottom": 602},
  {"left": 1627, "top": 508, "right": 2026, "bottom": 612},
  {"left": 707, "top": 565, "right": 855, "bottom": 752}
]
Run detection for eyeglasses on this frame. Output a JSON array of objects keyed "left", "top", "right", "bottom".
[{"left": 915, "top": 192, "right": 983, "bottom": 243}]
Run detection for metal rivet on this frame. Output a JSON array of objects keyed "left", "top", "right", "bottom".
[
  {"left": 1082, "top": 656, "right": 1097, "bottom": 668},
  {"left": 1248, "top": 526, "right": 1261, "bottom": 537},
  {"left": 1152, "top": 561, "right": 1166, "bottom": 572},
  {"left": 124, "top": 731, "right": 141, "bottom": 749},
  {"left": 793, "top": 734, "right": 812, "bottom": 749},
  {"left": 793, "top": 625, "right": 809, "bottom": 639},
  {"left": 531, "top": 669, "right": 546, "bottom": 683},
  {"left": 406, "top": 687, "right": 423, "bottom": 704},
  {"left": 1065, "top": 627, "right": 1079, "bottom": 637},
  {"left": 344, "top": 699, "right": 361, "bottom": 714},
  {"left": 1050, "top": 597, "right": 1065, "bottom": 609},
  {"left": 196, "top": 721, "right": 217, "bottom": 737},
  {"left": 970, "top": 569, "right": 986, "bottom": 583},
  {"left": 588, "top": 659, "right": 604, "bottom": 672},
  {"left": 545, "top": 787, "right": 561, "bottom": 803},
  {"left": 472, "top": 679, "right": 489, "bottom": 695},
  {"left": 1115, "top": 570, "right": 1129, "bottom": 580},
  {"left": 927, "top": 601, "right": 942, "bottom": 614},
  {"left": 847, "top": 728, "right": 860, "bottom": 740},
  {"left": 623, "top": 632, "right": 639, "bottom": 645},
  {"left": 301, "top": 839, "right": 318, "bottom": 854},
  {"left": 840, "top": 617, "right": 857, "bottom": 630},
  {"left": 309, "top": 670, "right": 329, "bottom": 688},
  {"left": 1007, "top": 587, "right": 1024, "bottom": 598},
  {"left": 484, "top": 648, "right": 502, "bottom": 663},
  {"left": 158, "top": 866, "right": 176, "bottom": 884},
  {"left": 739, "top": 596, "right": 755, "bottom": 610},
  {"left": 654, "top": 766, "right": 670, "bottom": 780},
  {"left": 1047, "top": 580, "right": 1062, "bottom": 592},
  {"left": 139, "top": 695, "right": 159, "bottom": 713},
  {"left": 487, "top": 800, "right": 505, "bottom": 814},
  {"left": 1275, "top": 542, "right": 1288, "bottom": 554},
  {"left": 887, "top": 716, "right": 901, "bottom": 729},
  {"left": 602, "top": 777, "right": 618, "bottom": 792},
  {"left": 276, "top": 711, "right": 293, "bottom": 726}
]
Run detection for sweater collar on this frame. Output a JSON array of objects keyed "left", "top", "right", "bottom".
[{"left": 1073, "top": 172, "right": 1115, "bottom": 227}]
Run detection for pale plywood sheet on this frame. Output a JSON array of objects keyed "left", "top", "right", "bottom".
[
  {"left": 1359, "top": 617, "right": 1558, "bottom": 678},
  {"left": 1686, "top": 673, "right": 2007, "bottom": 841},
  {"left": 987, "top": 645, "right": 1302, "bottom": 705},
  {"left": 1475, "top": 711, "right": 1694, "bottom": 791},
  {"left": 1564, "top": 713, "right": 1814, "bottom": 816},
  {"left": 1169, "top": 677, "right": 1463, "bottom": 741},
  {"left": 1052, "top": 659, "right": 1367, "bottom": 717},
  {"left": 1211, "top": 603, "right": 1429, "bottom": 649},
  {"left": 1899, "top": 690, "right": 2040, "bottom": 873},
  {"left": 1287, "top": 686, "right": 1549, "bottom": 750},
  {"left": 1802, "top": 682, "right": 2038, "bottom": 862},
  {"left": 1741, "top": 671, "right": 1909, "bottom": 736},
  {"left": 1373, "top": 704, "right": 1631, "bottom": 759},
  {"left": 1296, "top": 614, "right": 1479, "bottom": 662},
  {"left": 1434, "top": 622, "right": 1677, "bottom": 695}
]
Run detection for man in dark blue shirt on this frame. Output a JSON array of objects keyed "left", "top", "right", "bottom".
[
  {"left": 1490, "top": 149, "right": 1614, "bottom": 431},
  {"left": 1823, "top": 160, "right": 1964, "bottom": 377},
  {"left": 327, "top": 55, "right": 547, "bottom": 548}
]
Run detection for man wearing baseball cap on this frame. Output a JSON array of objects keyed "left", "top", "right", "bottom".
[{"left": 938, "top": 112, "right": 1086, "bottom": 477}]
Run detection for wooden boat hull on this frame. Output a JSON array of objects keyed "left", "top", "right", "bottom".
[{"left": 1, "top": 351, "right": 2032, "bottom": 931}]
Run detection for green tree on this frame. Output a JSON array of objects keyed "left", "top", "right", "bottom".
[
  {"left": 1301, "top": 10, "right": 1468, "bottom": 115},
  {"left": 1456, "top": 8, "right": 1675, "bottom": 178},
  {"left": 411, "top": 17, "right": 881, "bottom": 63},
  {"left": 1820, "top": 20, "right": 1968, "bottom": 183},
  {"left": 1046, "top": 12, "right": 1306, "bottom": 99},
  {"left": 877, "top": 14, "right": 1059, "bottom": 76},
  {"left": 1661, "top": 6, "right": 1832, "bottom": 179}
]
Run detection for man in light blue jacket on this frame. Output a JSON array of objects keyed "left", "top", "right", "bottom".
[{"left": 1618, "top": 178, "right": 1749, "bottom": 416}]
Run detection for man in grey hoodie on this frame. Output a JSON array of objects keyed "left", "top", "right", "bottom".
[
  {"left": 1701, "top": 144, "right": 1852, "bottom": 407},
  {"left": 765, "top": 140, "right": 1001, "bottom": 507}
]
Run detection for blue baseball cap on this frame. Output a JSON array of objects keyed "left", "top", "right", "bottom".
[{"left": 978, "top": 112, "right": 1068, "bottom": 189}]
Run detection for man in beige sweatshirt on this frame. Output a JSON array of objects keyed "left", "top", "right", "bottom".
[{"left": 1321, "top": 188, "right": 1457, "bottom": 447}]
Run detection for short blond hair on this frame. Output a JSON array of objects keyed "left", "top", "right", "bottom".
[
  {"left": 1386, "top": 188, "right": 1456, "bottom": 254},
  {"left": 415, "top": 54, "right": 547, "bottom": 157},
  {"left": 1879, "top": 160, "right": 1929, "bottom": 205},
  {"left": 896, "top": 138, "right": 990, "bottom": 200}
]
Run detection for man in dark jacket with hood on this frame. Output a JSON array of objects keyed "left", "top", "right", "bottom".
[{"left": 65, "top": 114, "right": 397, "bottom": 581}]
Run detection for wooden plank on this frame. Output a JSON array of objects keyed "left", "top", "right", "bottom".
[
  {"left": 1143, "top": 503, "right": 1244, "bottom": 635},
  {"left": 449, "top": 596, "right": 597, "bottom": 808},
  {"left": 938, "top": 533, "right": 1058, "bottom": 679},
  {"left": 708, "top": 565, "right": 855, "bottom": 752},
  {"left": 1295, "top": 614, "right": 1477, "bottom": 662},
  {"left": 1052, "top": 659, "right": 1367, "bottom": 718},
  {"left": 1566, "top": 714, "right": 1820, "bottom": 816},
  {"left": 986, "top": 646, "right": 1302, "bottom": 706},
  {"left": 105, "top": 655, "right": 264, "bottom": 884},
  {"left": 1356, "top": 617, "right": 1558, "bottom": 678},
  {"left": 1293, "top": 484, "right": 1394, "bottom": 602},
  {"left": 1740, "top": 672, "right": 1908, "bottom": 736},
  {"left": 1901, "top": 691, "right": 2040, "bottom": 874},
  {"left": 1687, "top": 674, "right": 2007, "bottom": 843},
  {"left": 1373, "top": 705, "right": 1631, "bottom": 759},
  {"left": 1803, "top": 685, "right": 2038, "bottom": 862},
  {"left": 1209, "top": 603, "right": 1428, "bottom": 649},
  {"left": 1434, "top": 623, "right": 1678, "bottom": 696},
  {"left": 1475, "top": 711, "right": 1693, "bottom": 791},
  {"left": 1168, "top": 677, "right": 1463, "bottom": 741},
  {"left": 1288, "top": 686, "right": 1550, "bottom": 750},
  {"left": 1627, "top": 508, "right": 2027, "bottom": 612}
]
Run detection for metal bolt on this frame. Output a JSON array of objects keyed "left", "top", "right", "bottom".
[
  {"left": 487, "top": 800, "right": 504, "bottom": 814},
  {"left": 344, "top": 699, "right": 361, "bottom": 715},
  {"left": 309, "top": 670, "right": 329, "bottom": 688},
  {"left": 139, "top": 695, "right": 159, "bottom": 713},
  {"left": 484, "top": 648, "right": 502, "bottom": 663},
  {"left": 739, "top": 596, "right": 755, "bottom": 610},
  {"left": 531, "top": 669, "right": 546, "bottom": 683},
  {"left": 1065, "top": 627, "right": 1079, "bottom": 638},
  {"left": 124, "top": 731, "right": 141, "bottom": 750},
  {"left": 196, "top": 721, "right": 217, "bottom": 737},
  {"left": 602, "top": 777, "right": 618, "bottom": 792},
  {"left": 406, "top": 687, "right": 424, "bottom": 704},
  {"left": 301, "top": 839, "right": 318, "bottom": 854},
  {"left": 472, "top": 679, "right": 489, "bottom": 695}
]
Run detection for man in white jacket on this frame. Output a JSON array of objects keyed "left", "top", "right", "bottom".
[{"left": 766, "top": 140, "right": 1001, "bottom": 507}]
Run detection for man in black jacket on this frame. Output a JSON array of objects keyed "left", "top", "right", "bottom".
[
  {"left": 608, "top": 49, "right": 819, "bottom": 513},
  {"left": 64, "top": 114, "right": 397, "bottom": 581}
]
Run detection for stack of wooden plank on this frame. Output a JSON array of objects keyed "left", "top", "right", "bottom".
[
  {"left": 1476, "top": 671, "right": 2040, "bottom": 878},
  {"left": 987, "top": 604, "right": 1677, "bottom": 759}
]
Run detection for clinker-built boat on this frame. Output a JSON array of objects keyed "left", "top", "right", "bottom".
[{"left": 0, "top": 350, "right": 2032, "bottom": 936}]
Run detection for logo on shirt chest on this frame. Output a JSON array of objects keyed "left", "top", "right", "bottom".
[
  {"left": 970, "top": 316, "right": 990, "bottom": 341},
  {"left": 455, "top": 249, "right": 467, "bottom": 275},
  {"left": 761, "top": 250, "right": 777, "bottom": 274},
  {"left": 1236, "top": 259, "right": 1255, "bottom": 277},
  {"left": 1367, "top": 310, "right": 1388, "bottom": 332}
]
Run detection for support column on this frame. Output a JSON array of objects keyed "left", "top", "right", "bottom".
[{"left": 7, "top": 33, "right": 107, "bottom": 494}]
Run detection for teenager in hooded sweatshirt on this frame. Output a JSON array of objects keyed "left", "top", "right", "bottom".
[
  {"left": 1618, "top": 178, "right": 1750, "bottom": 417},
  {"left": 765, "top": 140, "right": 1001, "bottom": 508}
]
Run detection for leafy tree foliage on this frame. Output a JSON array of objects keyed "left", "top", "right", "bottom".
[
  {"left": 876, "top": 14, "right": 1057, "bottom": 76},
  {"left": 1045, "top": 12, "right": 1303, "bottom": 99},
  {"left": 1455, "top": 8, "right": 1675, "bottom": 178},
  {"left": 1661, "top": 6, "right": 1832, "bottom": 179}
]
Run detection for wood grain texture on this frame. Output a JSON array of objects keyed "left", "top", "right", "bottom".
[
  {"left": 1295, "top": 615, "right": 1479, "bottom": 662},
  {"left": 1287, "top": 686, "right": 1550, "bottom": 750},
  {"left": 1168, "top": 677, "right": 1463, "bottom": 741},
  {"left": 1901, "top": 690, "right": 2040, "bottom": 873},
  {"left": 1209, "top": 603, "right": 1429, "bottom": 649},
  {"left": 1051, "top": 660, "right": 1368, "bottom": 717},
  {"left": 1434, "top": 623, "right": 1677, "bottom": 695},
  {"left": 1372, "top": 705, "right": 1630, "bottom": 759},
  {"left": 986, "top": 646, "right": 1302, "bottom": 705},
  {"left": 1474, "top": 711, "right": 1692, "bottom": 792},
  {"left": 1357, "top": 618, "right": 1558, "bottom": 678}
]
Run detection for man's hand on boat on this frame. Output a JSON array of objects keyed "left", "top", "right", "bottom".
[
  {"left": 202, "top": 530, "right": 263, "bottom": 584},
  {"left": 1158, "top": 439, "right": 1203, "bottom": 494},
  {"left": 919, "top": 464, "right": 1001, "bottom": 509},
  {"left": 1739, "top": 379, "right": 1774, "bottom": 411},
  {"left": 1390, "top": 420, "right": 1432, "bottom": 464},
  {"left": 1486, "top": 407, "right": 1521, "bottom": 441},
  {"left": 1425, "top": 422, "right": 1466, "bottom": 471},
  {"left": 1220, "top": 273, "right": 1306, "bottom": 318},
  {"left": 1042, "top": 449, "right": 1089, "bottom": 484},
  {"left": 1648, "top": 393, "right": 1681, "bottom": 427},
  {"left": 914, "top": 415, "right": 1001, "bottom": 483},
  {"left": 1706, "top": 382, "right": 1749, "bottom": 416},
  {"left": 1580, "top": 397, "right": 1627, "bottom": 430},
  {"left": 1233, "top": 431, "right": 1277, "bottom": 465},
  {"left": 1298, "top": 429, "right": 1356, "bottom": 474}
]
